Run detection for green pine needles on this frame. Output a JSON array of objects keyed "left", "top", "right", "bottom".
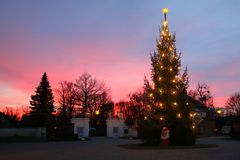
[
  {"left": 139, "top": 9, "right": 196, "bottom": 146},
  {"left": 29, "top": 72, "right": 55, "bottom": 127}
]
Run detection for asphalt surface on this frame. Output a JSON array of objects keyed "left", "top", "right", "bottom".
[{"left": 0, "top": 136, "right": 240, "bottom": 160}]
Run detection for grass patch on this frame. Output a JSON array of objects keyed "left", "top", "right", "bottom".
[{"left": 119, "top": 143, "right": 217, "bottom": 150}]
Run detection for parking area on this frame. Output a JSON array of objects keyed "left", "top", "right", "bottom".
[{"left": 0, "top": 136, "right": 240, "bottom": 160}]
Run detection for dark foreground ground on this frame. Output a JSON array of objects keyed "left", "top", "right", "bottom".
[{"left": 0, "top": 136, "right": 239, "bottom": 160}]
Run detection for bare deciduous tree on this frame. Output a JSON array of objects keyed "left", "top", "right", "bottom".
[
  {"left": 193, "top": 83, "right": 214, "bottom": 107},
  {"left": 55, "top": 81, "right": 76, "bottom": 121},
  {"left": 225, "top": 92, "right": 240, "bottom": 116},
  {"left": 188, "top": 89, "right": 198, "bottom": 100},
  {"left": 3, "top": 107, "right": 20, "bottom": 120},
  {"left": 1, "top": 107, "right": 20, "bottom": 127},
  {"left": 124, "top": 90, "right": 148, "bottom": 127},
  {"left": 74, "top": 73, "right": 108, "bottom": 117},
  {"left": 20, "top": 106, "right": 30, "bottom": 115}
]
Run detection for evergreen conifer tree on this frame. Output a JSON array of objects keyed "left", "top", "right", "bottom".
[
  {"left": 139, "top": 8, "right": 195, "bottom": 146},
  {"left": 29, "top": 72, "right": 55, "bottom": 127}
]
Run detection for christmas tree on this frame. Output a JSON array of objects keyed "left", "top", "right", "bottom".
[
  {"left": 29, "top": 72, "right": 55, "bottom": 127},
  {"left": 139, "top": 8, "right": 195, "bottom": 146}
]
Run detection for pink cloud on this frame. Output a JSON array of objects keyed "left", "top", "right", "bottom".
[
  {"left": 0, "top": 29, "right": 151, "bottom": 107},
  {"left": 187, "top": 57, "right": 240, "bottom": 107},
  {"left": 1, "top": 22, "right": 239, "bottom": 108},
  {"left": 0, "top": 94, "right": 29, "bottom": 107}
]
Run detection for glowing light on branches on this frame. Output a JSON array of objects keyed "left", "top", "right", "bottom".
[
  {"left": 163, "top": 21, "right": 168, "bottom": 27},
  {"left": 189, "top": 113, "right": 193, "bottom": 117},
  {"left": 177, "top": 113, "right": 181, "bottom": 118},
  {"left": 160, "top": 116, "right": 164, "bottom": 121}
]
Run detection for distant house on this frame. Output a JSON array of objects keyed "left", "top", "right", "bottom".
[
  {"left": 188, "top": 96, "right": 215, "bottom": 135},
  {"left": 188, "top": 96, "right": 207, "bottom": 118}
]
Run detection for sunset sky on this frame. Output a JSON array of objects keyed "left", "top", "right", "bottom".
[{"left": 0, "top": 0, "right": 240, "bottom": 108}]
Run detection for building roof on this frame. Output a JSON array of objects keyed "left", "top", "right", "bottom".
[{"left": 187, "top": 96, "right": 208, "bottom": 112}]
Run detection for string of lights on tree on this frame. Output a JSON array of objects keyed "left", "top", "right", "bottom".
[{"left": 145, "top": 8, "right": 196, "bottom": 129}]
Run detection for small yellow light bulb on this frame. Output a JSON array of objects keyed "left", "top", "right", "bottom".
[
  {"left": 95, "top": 110, "right": 100, "bottom": 115},
  {"left": 177, "top": 113, "right": 181, "bottom": 118},
  {"left": 217, "top": 109, "right": 222, "bottom": 114},
  {"left": 162, "top": 8, "right": 169, "bottom": 14},
  {"left": 189, "top": 113, "right": 193, "bottom": 117}
]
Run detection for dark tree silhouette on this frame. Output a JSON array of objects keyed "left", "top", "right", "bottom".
[
  {"left": 196, "top": 83, "right": 214, "bottom": 107},
  {"left": 226, "top": 92, "right": 240, "bottom": 116},
  {"left": 56, "top": 81, "right": 76, "bottom": 124},
  {"left": 124, "top": 90, "right": 148, "bottom": 127},
  {"left": 0, "top": 107, "right": 20, "bottom": 127},
  {"left": 90, "top": 100, "right": 114, "bottom": 136},
  {"left": 189, "top": 83, "right": 215, "bottom": 121},
  {"left": 74, "top": 73, "right": 108, "bottom": 117},
  {"left": 29, "top": 72, "right": 55, "bottom": 127}
]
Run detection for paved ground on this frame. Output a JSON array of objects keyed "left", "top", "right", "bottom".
[{"left": 0, "top": 136, "right": 240, "bottom": 160}]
